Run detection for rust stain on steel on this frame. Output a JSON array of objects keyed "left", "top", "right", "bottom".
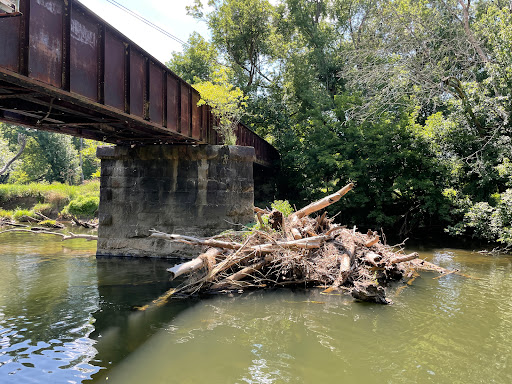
[
  {"left": 103, "top": 30, "right": 124, "bottom": 110},
  {"left": 166, "top": 74, "right": 178, "bottom": 132},
  {"left": 70, "top": 7, "right": 98, "bottom": 100},
  {"left": 180, "top": 82, "right": 190, "bottom": 136},
  {"left": 129, "top": 49, "right": 144, "bottom": 118},
  {"left": 191, "top": 92, "right": 201, "bottom": 140},
  {"left": 29, "top": 0, "right": 63, "bottom": 87},
  {"left": 148, "top": 62, "right": 163, "bottom": 125},
  {"left": 0, "top": 15, "right": 20, "bottom": 71}
]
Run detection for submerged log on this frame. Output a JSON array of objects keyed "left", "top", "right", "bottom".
[
  {"left": 211, "top": 257, "right": 270, "bottom": 290},
  {"left": 0, "top": 228, "right": 97, "bottom": 241}
]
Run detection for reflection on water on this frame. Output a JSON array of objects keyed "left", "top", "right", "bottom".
[
  {"left": 0, "top": 231, "right": 100, "bottom": 383},
  {"left": 1, "top": 231, "right": 512, "bottom": 383}
]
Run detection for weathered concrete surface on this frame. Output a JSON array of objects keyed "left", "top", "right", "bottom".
[{"left": 96, "top": 145, "right": 255, "bottom": 258}]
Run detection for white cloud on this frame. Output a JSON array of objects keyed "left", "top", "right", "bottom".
[{"left": 77, "top": 0, "right": 209, "bottom": 64}]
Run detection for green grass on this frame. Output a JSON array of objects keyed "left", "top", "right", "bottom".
[
  {"left": 0, "top": 180, "right": 99, "bottom": 203},
  {"left": 61, "top": 195, "right": 100, "bottom": 218},
  {"left": 0, "top": 180, "right": 100, "bottom": 220},
  {"left": 13, "top": 209, "right": 36, "bottom": 222},
  {"left": 0, "top": 209, "right": 13, "bottom": 220},
  {"left": 39, "top": 219, "right": 58, "bottom": 228}
]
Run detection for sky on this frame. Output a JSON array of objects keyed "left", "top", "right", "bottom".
[{"left": 78, "top": 0, "right": 209, "bottom": 64}]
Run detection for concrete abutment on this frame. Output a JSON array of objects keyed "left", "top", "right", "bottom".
[{"left": 96, "top": 144, "right": 255, "bottom": 258}]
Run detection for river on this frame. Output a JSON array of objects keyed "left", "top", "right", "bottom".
[{"left": 0, "top": 231, "right": 511, "bottom": 383}]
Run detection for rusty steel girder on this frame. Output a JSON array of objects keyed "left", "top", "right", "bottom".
[{"left": 0, "top": 0, "right": 278, "bottom": 166}]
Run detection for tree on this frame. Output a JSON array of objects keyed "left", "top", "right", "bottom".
[
  {"left": 0, "top": 133, "right": 25, "bottom": 181},
  {"left": 0, "top": 124, "right": 81, "bottom": 184},
  {"left": 188, "top": 0, "right": 276, "bottom": 90},
  {"left": 169, "top": 0, "right": 512, "bottom": 242},
  {"left": 193, "top": 68, "right": 248, "bottom": 145},
  {"left": 166, "top": 32, "right": 220, "bottom": 84}
]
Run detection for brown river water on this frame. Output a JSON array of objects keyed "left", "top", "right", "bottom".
[{"left": 0, "top": 231, "right": 511, "bottom": 383}]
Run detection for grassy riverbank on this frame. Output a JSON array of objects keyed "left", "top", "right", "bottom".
[{"left": 0, "top": 180, "right": 100, "bottom": 220}]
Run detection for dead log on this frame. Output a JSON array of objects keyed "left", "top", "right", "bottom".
[
  {"left": 268, "top": 210, "right": 283, "bottom": 230},
  {"left": 256, "top": 211, "right": 265, "bottom": 229},
  {"left": 365, "top": 236, "right": 379, "bottom": 247},
  {"left": 291, "top": 228, "right": 302, "bottom": 240},
  {"left": 72, "top": 216, "right": 98, "bottom": 229},
  {"left": 167, "top": 248, "right": 221, "bottom": 280},
  {"left": 211, "top": 257, "right": 270, "bottom": 290},
  {"left": 135, "top": 181, "right": 468, "bottom": 307},
  {"left": 314, "top": 212, "right": 327, "bottom": 232},
  {"left": 150, "top": 231, "right": 241, "bottom": 249},
  {"left": 290, "top": 183, "right": 354, "bottom": 222},
  {"left": 351, "top": 282, "right": 391, "bottom": 304},
  {"left": 0, "top": 228, "right": 97, "bottom": 241},
  {"left": 389, "top": 252, "right": 419, "bottom": 264},
  {"left": 364, "top": 251, "right": 382, "bottom": 267}
]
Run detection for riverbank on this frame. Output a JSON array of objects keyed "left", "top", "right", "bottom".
[{"left": 0, "top": 180, "right": 99, "bottom": 222}]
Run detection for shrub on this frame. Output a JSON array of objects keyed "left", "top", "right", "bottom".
[
  {"left": 271, "top": 200, "right": 294, "bottom": 217},
  {"left": 251, "top": 199, "right": 294, "bottom": 231},
  {"left": 13, "top": 209, "right": 36, "bottom": 222},
  {"left": 61, "top": 195, "right": 99, "bottom": 218},
  {"left": 0, "top": 209, "right": 13, "bottom": 220}
]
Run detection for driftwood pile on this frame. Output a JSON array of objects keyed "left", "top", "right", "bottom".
[{"left": 149, "top": 183, "right": 459, "bottom": 305}]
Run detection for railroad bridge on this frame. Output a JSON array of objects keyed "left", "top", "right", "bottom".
[{"left": 0, "top": 0, "right": 279, "bottom": 257}]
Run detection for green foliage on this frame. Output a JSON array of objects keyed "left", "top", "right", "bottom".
[
  {"left": 0, "top": 125, "right": 82, "bottom": 184},
  {"left": 271, "top": 200, "right": 293, "bottom": 217},
  {"left": 251, "top": 199, "right": 293, "bottom": 231},
  {"left": 188, "top": 0, "right": 276, "bottom": 90},
  {"left": 38, "top": 219, "right": 58, "bottom": 228},
  {"left": 13, "top": 209, "right": 36, "bottom": 222},
  {"left": 445, "top": 188, "right": 512, "bottom": 247},
  {"left": 0, "top": 137, "right": 16, "bottom": 172},
  {"left": 0, "top": 124, "right": 102, "bottom": 185},
  {"left": 0, "top": 209, "right": 13, "bottom": 219},
  {"left": 166, "top": 32, "right": 219, "bottom": 83},
  {"left": 61, "top": 195, "right": 99, "bottom": 217},
  {"left": 193, "top": 68, "right": 248, "bottom": 145},
  {"left": 0, "top": 180, "right": 98, "bottom": 203},
  {"left": 0, "top": 181, "right": 99, "bottom": 219},
  {"left": 81, "top": 139, "right": 101, "bottom": 180},
  {"left": 183, "top": 0, "right": 512, "bottom": 245}
]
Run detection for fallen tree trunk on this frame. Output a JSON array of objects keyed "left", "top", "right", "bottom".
[
  {"left": 389, "top": 252, "right": 419, "bottom": 264},
  {"left": 290, "top": 183, "right": 354, "bottom": 222},
  {"left": 0, "top": 228, "right": 98, "bottom": 241},
  {"left": 167, "top": 248, "right": 221, "bottom": 280},
  {"left": 150, "top": 231, "right": 241, "bottom": 249}
]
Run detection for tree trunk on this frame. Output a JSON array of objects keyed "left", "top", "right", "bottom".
[{"left": 0, "top": 133, "right": 26, "bottom": 176}]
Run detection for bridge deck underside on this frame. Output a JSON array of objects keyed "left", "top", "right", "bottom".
[{"left": 0, "top": 73, "right": 193, "bottom": 145}]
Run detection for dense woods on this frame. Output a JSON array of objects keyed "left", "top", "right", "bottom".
[
  {"left": 168, "top": 0, "right": 512, "bottom": 248},
  {"left": 2, "top": 0, "right": 512, "bottom": 249}
]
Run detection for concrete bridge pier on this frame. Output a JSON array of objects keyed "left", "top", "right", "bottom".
[{"left": 96, "top": 145, "right": 255, "bottom": 258}]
